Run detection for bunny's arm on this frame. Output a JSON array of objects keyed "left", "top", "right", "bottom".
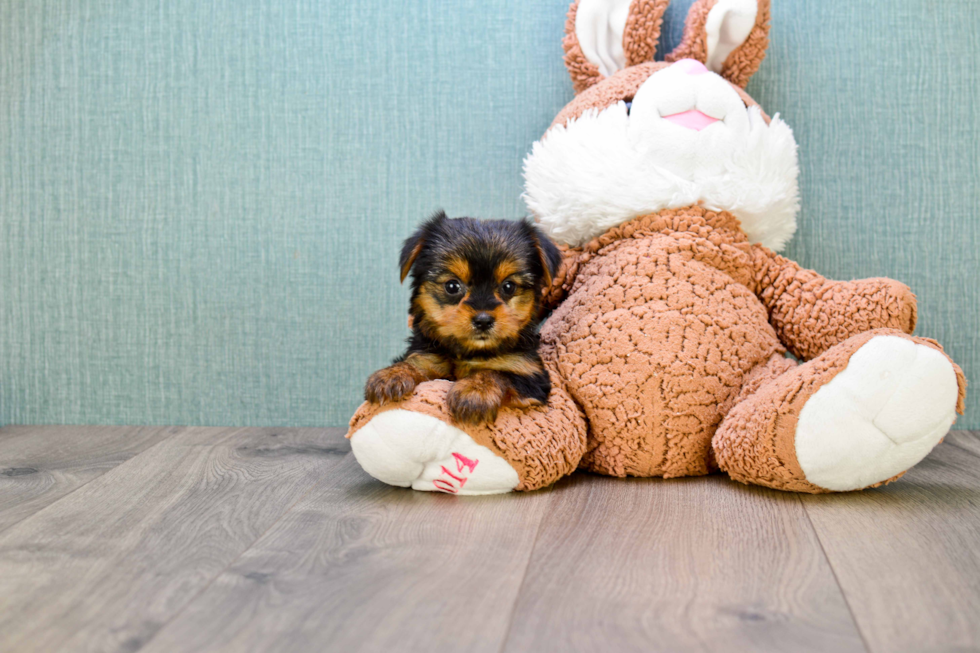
[{"left": 750, "top": 245, "right": 918, "bottom": 361}]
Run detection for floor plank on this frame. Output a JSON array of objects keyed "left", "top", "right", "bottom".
[
  {"left": 0, "top": 426, "right": 349, "bottom": 653},
  {"left": 3, "top": 425, "right": 976, "bottom": 653},
  {"left": 139, "top": 453, "right": 552, "bottom": 653},
  {"left": 0, "top": 425, "right": 177, "bottom": 534},
  {"left": 501, "top": 474, "right": 867, "bottom": 653},
  {"left": 802, "top": 430, "right": 980, "bottom": 653}
]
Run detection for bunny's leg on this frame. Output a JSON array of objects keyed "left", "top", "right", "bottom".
[
  {"left": 713, "top": 329, "right": 966, "bottom": 493},
  {"left": 347, "top": 367, "right": 588, "bottom": 494}
]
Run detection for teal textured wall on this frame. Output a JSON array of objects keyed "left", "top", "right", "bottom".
[{"left": 1, "top": 0, "right": 978, "bottom": 428}]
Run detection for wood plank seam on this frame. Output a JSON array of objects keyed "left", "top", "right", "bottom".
[
  {"left": 797, "top": 494, "right": 872, "bottom": 653},
  {"left": 495, "top": 486, "right": 552, "bottom": 653},
  {"left": 0, "top": 426, "right": 181, "bottom": 536},
  {"left": 136, "top": 448, "right": 553, "bottom": 653},
  {"left": 134, "top": 452, "right": 356, "bottom": 653},
  {"left": 498, "top": 473, "right": 870, "bottom": 651},
  {"left": 798, "top": 430, "right": 980, "bottom": 652},
  {"left": 0, "top": 426, "right": 352, "bottom": 653}
]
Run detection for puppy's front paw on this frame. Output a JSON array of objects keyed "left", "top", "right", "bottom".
[
  {"left": 447, "top": 373, "right": 505, "bottom": 425},
  {"left": 365, "top": 364, "right": 420, "bottom": 404}
]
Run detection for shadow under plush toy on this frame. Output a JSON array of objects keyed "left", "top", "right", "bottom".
[{"left": 348, "top": 0, "right": 967, "bottom": 495}]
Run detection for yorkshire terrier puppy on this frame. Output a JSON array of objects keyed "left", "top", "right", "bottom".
[{"left": 364, "top": 211, "right": 562, "bottom": 424}]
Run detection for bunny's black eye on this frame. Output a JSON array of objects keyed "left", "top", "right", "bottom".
[
  {"left": 444, "top": 279, "right": 462, "bottom": 296},
  {"left": 624, "top": 100, "right": 633, "bottom": 116},
  {"left": 500, "top": 280, "right": 517, "bottom": 298}
]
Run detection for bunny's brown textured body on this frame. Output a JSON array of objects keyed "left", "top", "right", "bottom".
[
  {"left": 540, "top": 206, "right": 927, "bottom": 485},
  {"left": 544, "top": 207, "right": 785, "bottom": 479}
]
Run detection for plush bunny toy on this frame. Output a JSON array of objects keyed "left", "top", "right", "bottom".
[{"left": 348, "top": 0, "right": 966, "bottom": 495}]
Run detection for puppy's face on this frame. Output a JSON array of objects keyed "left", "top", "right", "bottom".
[
  {"left": 418, "top": 250, "right": 536, "bottom": 353},
  {"left": 401, "top": 214, "right": 561, "bottom": 356}
]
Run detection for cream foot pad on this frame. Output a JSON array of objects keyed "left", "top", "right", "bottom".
[
  {"left": 349, "top": 409, "right": 519, "bottom": 495},
  {"left": 795, "top": 335, "right": 959, "bottom": 491}
]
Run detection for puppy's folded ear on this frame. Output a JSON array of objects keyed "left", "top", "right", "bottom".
[
  {"left": 525, "top": 220, "right": 563, "bottom": 289},
  {"left": 400, "top": 210, "right": 447, "bottom": 283}
]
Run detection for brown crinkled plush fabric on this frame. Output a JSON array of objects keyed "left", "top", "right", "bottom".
[
  {"left": 541, "top": 245, "right": 590, "bottom": 311},
  {"left": 665, "top": 0, "right": 772, "bottom": 88},
  {"left": 730, "top": 353, "right": 798, "bottom": 406},
  {"left": 347, "top": 368, "right": 589, "bottom": 492},
  {"left": 663, "top": 0, "right": 713, "bottom": 64},
  {"left": 542, "top": 210, "right": 966, "bottom": 487},
  {"left": 551, "top": 62, "right": 667, "bottom": 129},
  {"left": 562, "top": 0, "right": 603, "bottom": 94},
  {"left": 544, "top": 207, "right": 785, "bottom": 479},
  {"left": 718, "top": 0, "right": 771, "bottom": 88},
  {"left": 713, "top": 329, "right": 967, "bottom": 492},
  {"left": 623, "top": 0, "right": 670, "bottom": 67},
  {"left": 750, "top": 246, "right": 918, "bottom": 360}
]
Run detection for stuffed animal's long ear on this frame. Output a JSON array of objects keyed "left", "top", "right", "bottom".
[
  {"left": 399, "top": 210, "right": 446, "bottom": 283},
  {"left": 563, "top": 0, "right": 670, "bottom": 94},
  {"left": 526, "top": 221, "right": 563, "bottom": 289},
  {"left": 665, "top": 0, "right": 771, "bottom": 88},
  {"left": 622, "top": 0, "right": 672, "bottom": 67}
]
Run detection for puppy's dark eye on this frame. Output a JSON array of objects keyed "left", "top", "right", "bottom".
[
  {"left": 500, "top": 280, "right": 517, "bottom": 297},
  {"left": 444, "top": 279, "right": 462, "bottom": 296}
]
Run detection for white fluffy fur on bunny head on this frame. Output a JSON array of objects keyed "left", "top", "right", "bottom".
[
  {"left": 526, "top": 0, "right": 798, "bottom": 250},
  {"left": 524, "top": 60, "right": 799, "bottom": 249}
]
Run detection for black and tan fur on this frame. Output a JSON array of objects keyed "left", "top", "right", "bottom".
[{"left": 364, "top": 211, "right": 562, "bottom": 424}]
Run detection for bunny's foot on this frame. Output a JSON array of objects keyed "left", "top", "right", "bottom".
[
  {"left": 350, "top": 409, "right": 519, "bottom": 495},
  {"left": 792, "top": 334, "right": 961, "bottom": 491},
  {"left": 715, "top": 329, "right": 965, "bottom": 492},
  {"left": 348, "top": 377, "right": 588, "bottom": 494}
]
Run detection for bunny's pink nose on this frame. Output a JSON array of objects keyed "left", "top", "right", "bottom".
[{"left": 673, "top": 58, "right": 709, "bottom": 75}]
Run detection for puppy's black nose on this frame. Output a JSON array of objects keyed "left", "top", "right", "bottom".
[{"left": 472, "top": 313, "right": 494, "bottom": 332}]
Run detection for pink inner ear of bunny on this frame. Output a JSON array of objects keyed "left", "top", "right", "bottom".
[
  {"left": 563, "top": 0, "right": 604, "bottom": 94},
  {"left": 665, "top": 0, "right": 772, "bottom": 88},
  {"left": 623, "top": 0, "right": 671, "bottom": 67}
]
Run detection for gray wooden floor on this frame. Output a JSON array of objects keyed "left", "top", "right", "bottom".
[{"left": 0, "top": 426, "right": 978, "bottom": 653}]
